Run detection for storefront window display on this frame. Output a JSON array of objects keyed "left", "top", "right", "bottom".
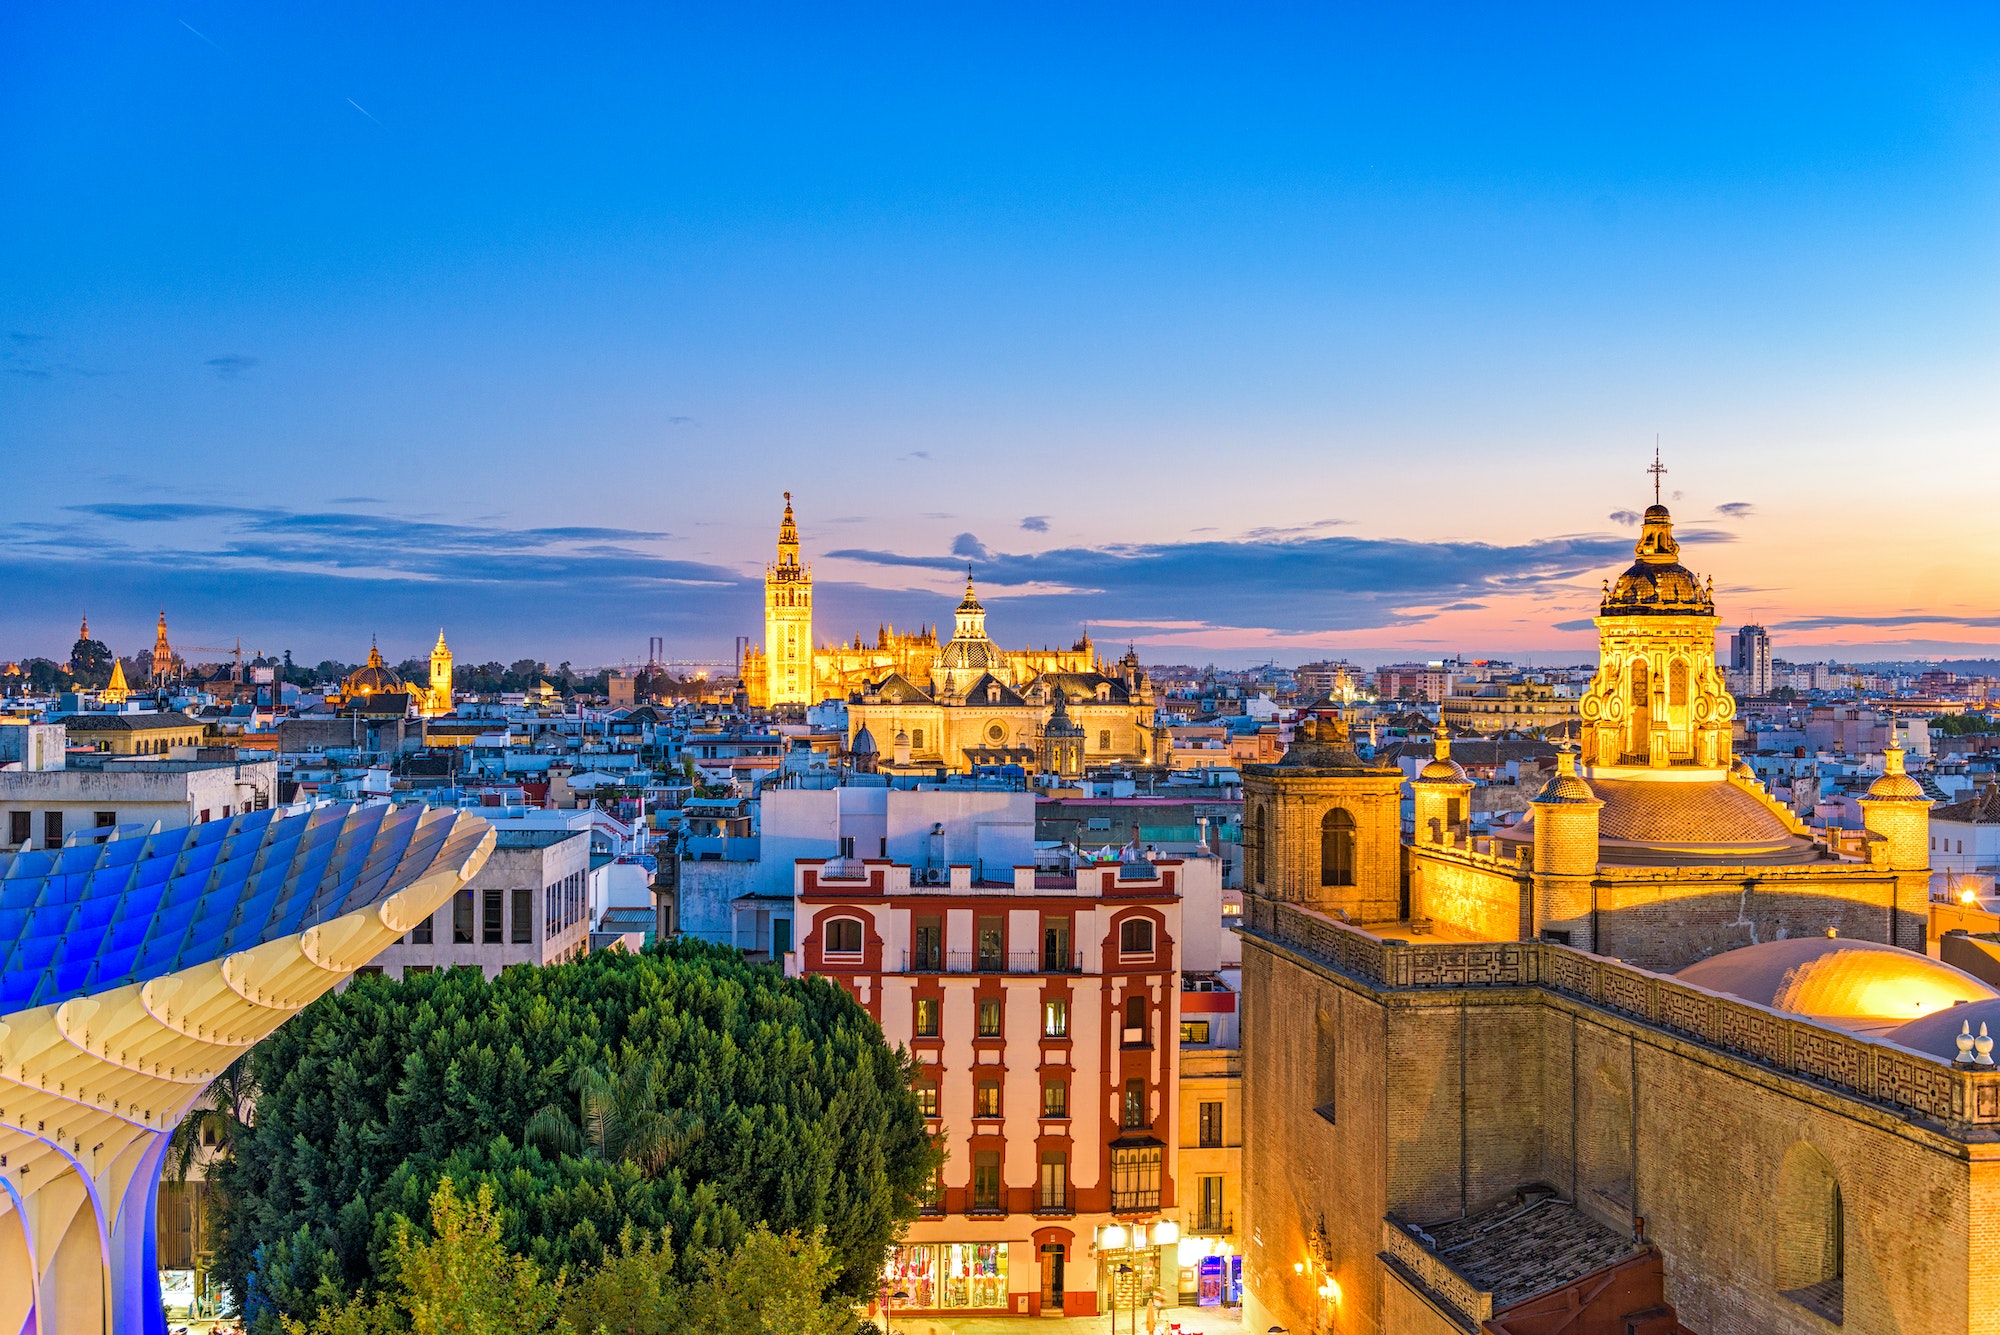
[{"left": 885, "top": 1242, "right": 1011, "bottom": 1310}]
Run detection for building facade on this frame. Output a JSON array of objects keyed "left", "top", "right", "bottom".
[
  {"left": 1439, "top": 678, "right": 1579, "bottom": 736},
  {"left": 365, "top": 827, "right": 593, "bottom": 978},
  {"left": 1237, "top": 492, "right": 1983, "bottom": 1335},
  {"left": 793, "top": 850, "right": 1229, "bottom": 1318},
  {"left": 1, "top": 748, "right": 278, "bottom": 849}
]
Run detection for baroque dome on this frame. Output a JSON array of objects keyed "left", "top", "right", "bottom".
[
  {"left": 1601, "top": 505, "right": 1714, "bottom": 617},
  {"left": 1677, "top": 937, "right": 1996, "bottom": 1027},
  {"left": 343, "top": 641, "right": 405, "bottom": 697}
]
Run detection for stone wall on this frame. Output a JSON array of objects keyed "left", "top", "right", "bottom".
[{"left": 1241, "top": 899, "right": 2000, "bottom": 1335}]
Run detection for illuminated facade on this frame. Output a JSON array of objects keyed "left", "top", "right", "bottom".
[
  {"left": 149, "top": 612, "right": 175, "bottom": 683},
  {"left": 1237, "top": 482, "right": 1981, "bottom": 1335},
  {"left": 0, "top": 802, "right": 495, "bottom": 1335},
  {"left": 741, "top": 498, "right": 1098, "bottom": 708},
  {"left": 329, "top": 634, "right": 454, "bottom": 717},
  {"left": 422, "top": 630, "right": 454, "bottom": 718}
]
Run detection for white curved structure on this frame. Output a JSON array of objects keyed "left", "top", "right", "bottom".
[{"left": 0, "top": 802, "right": 495, "bottom": 1335}]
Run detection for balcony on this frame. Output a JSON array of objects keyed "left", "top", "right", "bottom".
[
  {"left": 1034, "top": 1187, "right": 1073, "bottom": 1216},
  {"left": 1190, "top": 1209, "right": 1234, "bottom": 1235},
  {"left": 901, "top": 949, "right": 1086, "bottom": 975}
]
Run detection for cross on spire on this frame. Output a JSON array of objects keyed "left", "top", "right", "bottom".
[{"left": 1647, "top": 444, "right": 1667, "bottom": 506}]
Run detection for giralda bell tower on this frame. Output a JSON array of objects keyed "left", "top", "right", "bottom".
[{"left": 763, "top": 492, "right": 815, "bottom": 705}]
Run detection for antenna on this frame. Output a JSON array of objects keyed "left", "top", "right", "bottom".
[{"left": 1646, "top": 440, "right": 1667, "bottom": 506}]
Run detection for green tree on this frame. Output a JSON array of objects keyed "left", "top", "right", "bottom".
[
  {"left": 679, "top": 1227, "right": 854, "bottom": 1335},
  {"left": 167, "top": 1054, "right": 257, "bottom": 1184},
  {"left": 69, "top": 636, "right": 111, "bottom": 685},
  {"left": 216, "top": 943, "right": 934, "bottom": 1326},
  {"left": 283, "top": 1178, "right": 569, "bottom": 1335}
]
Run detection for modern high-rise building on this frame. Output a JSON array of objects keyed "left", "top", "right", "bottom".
[{"left": 1730, "top": 622, "right": 1773, "bottom": 697}]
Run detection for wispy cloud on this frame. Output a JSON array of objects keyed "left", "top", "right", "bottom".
[
  {"left": 206, "top": 354, "right": 258, "bottom": 380},
  {"left": 1714, "top": 501, "right": 1756, "bottom": 519},
  {"left": 1608, "top": 509, "right": 1641, "bottom": 526},
  {"left": 1020, "top": 515, "right": 1050, "bottom": 533},
  {"left": 827, "top": 530, "right": 1637, "bottom": 635},
  {"left": 1776, "top": 613, "right": 2000, "bottom": 632}
]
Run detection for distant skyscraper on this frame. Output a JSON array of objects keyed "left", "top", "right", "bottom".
[{"left": 1730, "top": 623, "right": 1772, "bottom": 696}]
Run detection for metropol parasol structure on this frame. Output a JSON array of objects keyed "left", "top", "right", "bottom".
[{"left": 1, "top": 801, "right": 496, "bottom": 1335}]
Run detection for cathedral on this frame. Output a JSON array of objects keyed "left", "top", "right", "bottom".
[
  {"left": 1240, "top": 492, "right": 1995, "bottom": 1334},
  {"left": 741, "top": 496, "right": 1158, "bottom": 772},
  {"left": 331, "top": 633, "right": 455, "bottom": 717}
]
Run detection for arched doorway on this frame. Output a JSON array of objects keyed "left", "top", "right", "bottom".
[{"left": 1320, "top": 808, "right": 1355, "bottom": 887}]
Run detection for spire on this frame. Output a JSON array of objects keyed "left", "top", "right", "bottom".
[
  {"left": 776, "top": 491, "right": 800, "bottom": 567},
  {"left": 433, "top": 627, "right": 450, "bottom": 655},
  {"left": 78, "top": 612, "right": 89, "bottom": 641},
  {"left": 104, "top": 657, "right": 130, "bottom": 703},
  {"left": 367, "top": 636, "right": 384, "bottom": 669},
  {"left": 1647, "top": 443, "right": 1667, "bottom": 506}
]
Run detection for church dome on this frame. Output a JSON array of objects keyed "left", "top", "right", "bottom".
[
  {"left": 343, "top": 642, "right": 404, "bottom": 697},
  {"left": 1601, "top": 505, "right": 1714, "bottom": 617},
  {"left": 1884, "top": 997, "right": 2000, "bottom": 1062},
  {"left": 851, "top": 724, "right": 878, "bottom": 755},
  {"left": 1530, "top": 750, "right": 1598, "bottom": 805},
  {"left": 1864, "top": 746, "right": 1929, "bottom": 803},
  {"left": 1677, "top": 937, "right": 1997, "bottom": 1026},
  {"left": 1414, "top": 733, "right": 1470, "bottom": 785},
  {"left": 936, "top": 637, "right": 1003, "bottom": 671}
]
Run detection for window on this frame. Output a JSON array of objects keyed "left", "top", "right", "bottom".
[
  {"left": 43, "top": 811, "right": 63, "bottom": 848},
  {"left": 1199, "top": 1101, "right": 1223, "bottom": 1147},
  {"left": 1320, "top": 808, "right": 1356, "bottom": 887},
  {"left": 511, "top": 887, "right": 532, "bottom": 944},
  {"left": 482, "top": 888, "right": 503, "bottom": 944},
  {"left": 976, "top": 915, "right": 1004, "bottom": 971},
  {"left": 8, "top": 812, "right": 28, "bottom": 846},
  {"left": 975, "top": 1079, "right": 1001, "bottom": 1118},
  {"left": 1123, "top": 994, "right": 1148, "bottom": 1046},
  {"left": 405, "top": 965, "right": 433, "bottom": 976},
  {"left": 1776, "top": 1142, "right": 1844, "bottom": 1323},
  {"left": 1119, "top": 918, "right": 1155, "bottom": 959},
  {"left": 916, "top": 1080, "right": 939, "bottom": 1119},
  {"left": 971, "top": 1152, "right": 1002, "bottom": 1212},
  {"left": 1042, "top": 914, "right": 1072, "bottom": 972},
  {"left": 825, "top": 917, "right": 864, "bottom": 955},
  {"left": 94, "top": 811, "right": 116, "bottom": 829},
  {"left": 453, "top": 891, "right": 475, "bottom": 944},
  {"left": 920, "top": 1167, "right": 944, "bottom": 1213},
  {"left": 1098, "top": 730, "right": 1111, "bottom": 751},
  {"left": 1038, "top": 1151, "right": 1069, "bottom": 1212},
  {"left": 914, "top": 996, "right": 940, "bottom": 1038},
  {"left": 977, "top": 997, "right": 1003, "bottom": 1038},
  {"left": 409, "top": 912, "right": 434, "bottom": 945},
  {"left": 1043, "top": 997, "right": 1069, "bottom": 1038},
  {"left": 1253, "top": 804, "right": 1268, "bottom": 887},
  {"left": 911, "top": 729, "right": 924, "bottom": 750},
  {"left": 1315, "top": 1008, "right": 1338, "bottom": 1122},
  {"left": 912, "top": 915, "right": 943, "bottom": 971},
  {"left": 1198, "top": 1175, "right": 1224, "bottom": 1231},
  {"left": 1181, "top": 1020, "right": 1210, "bottom": 1045},
  {"left": 1123, "top": 1077, "right": 1147, "bottom": 1128},
  {"left": 1109, "top": 1143, "right": 1162, "bottom": 1211},
  {"left": 1042, "top": 1078, "right": 1067, "bottom": 1118}
]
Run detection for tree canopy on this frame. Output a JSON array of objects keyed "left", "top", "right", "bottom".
[{"left": 217, "top": 942, "right": 933, "bottom": 1327}]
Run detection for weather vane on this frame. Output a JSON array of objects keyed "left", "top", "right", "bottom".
[{"left": 1647, "top": 441, "right": 1667, "bottom": 506}]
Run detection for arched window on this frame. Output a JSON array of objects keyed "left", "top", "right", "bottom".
[
  {"left": 1119, "top": 917, "right": 1155, "bottom": 958},
  {"left": 1320, "top": 808, "right": 1356, "bottom": 887},
  {"left": 824, "top": 917, "right": 864, "bottom": 955},
  {"left": 1776, "top": 1143, "right": 1844, "bottom": 1322},
  {"left": 1629, "top": 658, "right": 1650, "bottom": 705},
  {"left": 1669, "top": 659, "right": 1689, "bottom": 706}
]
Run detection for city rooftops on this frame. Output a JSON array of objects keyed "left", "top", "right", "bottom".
[
  {"left": 1396, "top": 1188, "right": 1643, "bottom": 1317},
  {"left": 492, "top": 828, "right": 587, "bottom": 851},
  {"left": 59, "top": 711, "right": 203, "bottom": 732}
]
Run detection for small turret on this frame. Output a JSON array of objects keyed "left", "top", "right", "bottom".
[{"left": 1530, "top": 748, "right": 1603, "bottom": 949}]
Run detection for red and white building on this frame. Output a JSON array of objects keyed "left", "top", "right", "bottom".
[{"left": 792, "top": 844, "right": 1228, "bottom": 1318}]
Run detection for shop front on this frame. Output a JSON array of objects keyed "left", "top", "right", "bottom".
[{"left": 884, "top": 1240, "right": 1011, "bottom": 1312}]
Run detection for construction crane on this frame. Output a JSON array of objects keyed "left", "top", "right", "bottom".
[{"left": 176, "top": 638, "right": 266, "bottom": 682}]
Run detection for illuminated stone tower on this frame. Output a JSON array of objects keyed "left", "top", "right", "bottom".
[
  {"left": 763, "top": 493, "right": 814, "bottom": 705},
  {"left": 1577, "top": 477, "right": 1736, "bottom": 770},
  {"left": 151, "top": 608, "right": 175, "bottom": 681},
  {"left": 425, "top": 629, "right": 455, "bottom": 717}
]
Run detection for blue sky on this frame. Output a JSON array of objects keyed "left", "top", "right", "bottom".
[{"left": 4, "top": 5, "right": 1997, "bottom": 668}]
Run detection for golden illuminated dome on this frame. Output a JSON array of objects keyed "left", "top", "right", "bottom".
[
  {"left": 1678, "top": 937, "right": 1996, "bottom": 1029},
  {"left": 1414, "top": 732, "right": 1471, "bottom": 785},
  {"left": 1529, "top": 748, "right": 1598, "bottom": 805},
  {"left": 342, "top": 639, "right": 405, "bottom": 697},
  {"left": 1601, "top": 505, "right": 1714, "bottom": 617},
  {"left": 1864, "top": 745, "right": 1929, "bottom": 803}
]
